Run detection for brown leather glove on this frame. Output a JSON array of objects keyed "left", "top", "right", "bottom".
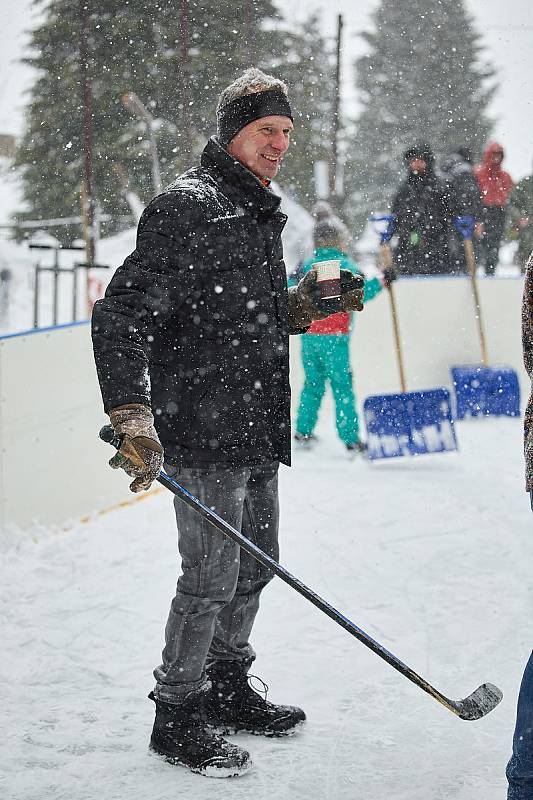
[
  {"left": 338, "top": 270, "right": 365, "bottom": 312},
  {"left": 108, "top": 403, "right": 164, "bottom": 493},
  {"left": 288, "top": 270, "right": 330, "bottom": 329},
  {"left": 288, "top": 269, "right": 364, "bottom": 329}
]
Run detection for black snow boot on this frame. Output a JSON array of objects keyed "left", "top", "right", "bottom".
[
  {"left": 346, "top": 440, "right": 367, "bottom": 454},
  {"left": 148, "top": 689, "right": 251, "bottom": 778},
  {"left": 206, "top": 660, "right": 306, "bottom": 737}
]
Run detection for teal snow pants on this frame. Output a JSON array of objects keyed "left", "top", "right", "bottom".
[{"left": 295, "top": 334, "right": 359, "bottom": 445}]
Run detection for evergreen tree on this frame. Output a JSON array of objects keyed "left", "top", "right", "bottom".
[
  {"left": 14, "top": 0, "right": 287, "bottom": 242},
  {"left": 274, "top": 13, "right": 336, "bottom": 208},
  {"left": 152, "top": 0, "right": 287, "bottom": 155},
  {"left": 343, "top": 0, "right": 496, "bottom": 236},
  {"left": 15, "top": 0, "right": 164, "bottom": 241}
]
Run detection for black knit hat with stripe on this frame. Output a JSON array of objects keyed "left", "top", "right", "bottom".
[{"left": 217, "top": 90, "right": 293, "bottom": 147}]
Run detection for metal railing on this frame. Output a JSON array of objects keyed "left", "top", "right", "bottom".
[{"left": 30, "top": 243, "right": 110, "bottom": 328}]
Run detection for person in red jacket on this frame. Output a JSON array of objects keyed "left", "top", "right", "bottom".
[{"left": 474, "top": 142, "right": 513, "bottom": 275}]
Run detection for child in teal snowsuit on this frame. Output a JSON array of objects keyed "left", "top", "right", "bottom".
[{"left": 289, "top": 222, "right": 385, "bottom": 451}]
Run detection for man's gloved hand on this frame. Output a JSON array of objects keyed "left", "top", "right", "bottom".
[
  {"left": 381, "top": 266, "right": 398, "bottom": 289},
  {"left": 108, "top": 403, "right": 164, "bottom": 493},
  {"left": 288, "top": 269, "right": 364, "bottom": 329},
  {"left": 338, "top": 270, "right": 365, "bottom": 312}
]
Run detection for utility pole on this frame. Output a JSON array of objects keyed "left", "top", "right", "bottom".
[
  {"left": 79, "top": 0, "right": 96, "bottom": 269},
  {"left": 179, "top": 0, "right": 193, "bottom": 161},
  {"left": 330, "top": 13, "right": 343, "bottom": 207},
  {"left": 244, "top": 0, "right": 253, "bottom": 62}
]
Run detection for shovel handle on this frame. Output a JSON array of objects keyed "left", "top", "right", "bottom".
[
  {"left": 463, "top": 239, "right": 489, "bottom": 367},
  {"left": 380, "top": 243, "right": 407, "bottom": 392}
]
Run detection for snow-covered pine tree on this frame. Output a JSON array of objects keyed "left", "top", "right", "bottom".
[
  {"left": 343, "top": 0, "right": 496, "bottom": 237},
  {"left": 152, "top": 0, "right": 287, "bottom": 159},
  {"left": 273, "top": 13, "right": 335, "bottom": 207},
  {"left": 15, "top": 0, "right": 165, "bottom": 240},
  {"left": 13, "top": 0, "right": 290, "bottom": 241}
]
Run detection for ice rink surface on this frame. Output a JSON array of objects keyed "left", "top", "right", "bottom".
[{"left": 1, "top": 416, "right": 531, "bottom": 799}]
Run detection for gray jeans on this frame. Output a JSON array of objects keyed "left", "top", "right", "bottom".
[{"left": 153, "top": 461, "right": 280, "bottom": 703}]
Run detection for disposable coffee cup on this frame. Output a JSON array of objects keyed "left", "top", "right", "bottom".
[{"left": 314, "top": 259, "right": 341, "bottom": 300}]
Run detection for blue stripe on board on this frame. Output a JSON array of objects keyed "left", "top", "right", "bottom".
[{"left": 0, "top": 320, "right": 89, "bottom": 341}]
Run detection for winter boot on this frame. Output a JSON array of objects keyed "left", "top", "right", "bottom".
[
  {"left": 346, "top": 440, "right": 367, "bottom": 455},
  {"left": 294, "top": 432, "right": 317, "bottom": 449},
  {"left": 206, "top": 660, "right": 306, "bottom": 737},
  {"left": 148, "top": 689, "right": 251, "bottom": 778}
]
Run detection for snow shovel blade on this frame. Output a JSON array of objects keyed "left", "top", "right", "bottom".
[
  {"left": 363, "top": 388, "right": 457, "bottom": 460},
  {"left": 449, "top": 682, "right": 503, "bottom": 721},
  {"left": 451, "top": 365, "right": 521, "bottom": 419}
]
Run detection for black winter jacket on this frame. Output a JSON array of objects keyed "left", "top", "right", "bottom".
[
  {"left": 92, "top": 137, "right": 296, "bottom": 467},
  {"left": 440, "top": 153, "right": 483, "bottom": 221},
  {"left": 392, "top": 171, "right": 454, "bottom": 275}
]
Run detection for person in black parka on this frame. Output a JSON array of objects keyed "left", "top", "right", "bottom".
[
  {"left": 392, "top": 142, "right": 455, "bottom": 275},
  {"left": 91, "top": 67, "right": 363, "bottom": 778},
  {"left": 439, "top": 146, "right": 485, "bottom": 274}
]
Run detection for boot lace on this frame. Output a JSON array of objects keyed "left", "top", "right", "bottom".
[{"left": 247, "top": 674, "right": 269, "bottom": 702}]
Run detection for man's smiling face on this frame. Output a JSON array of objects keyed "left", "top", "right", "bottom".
[{"left": 226, "top": 115, "right": 293, "bottom": 181}]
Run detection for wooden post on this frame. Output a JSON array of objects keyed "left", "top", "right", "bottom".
[
  {"left": 464, "top": 239, "right": 489, "bottom": 366},
  {"left": 179, "top": 0, "right": 193, "bottom": 161},
  {"left": 80, "top": 181, "right": 92, "bottom": 317},
  {"left": 79, "top": 0, "right": 96, "bottom": 317},
  {"left": 330, "top": 14, "right": 343, "bottom": 205},
  {"left": 79, "top": 1, "right": 95, "bottom": 267},
  {"left": 381, "top": 242, "right": 407, "bottom": 393}
]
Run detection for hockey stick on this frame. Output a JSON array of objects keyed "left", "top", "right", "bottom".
[
  {"left": 99, "top": 425, "right": 502, "bottom": 721},
  {"left": 454, "top": 215, "right": 489, "bottom": 366}
]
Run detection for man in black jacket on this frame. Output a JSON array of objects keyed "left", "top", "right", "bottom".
[
  {"left": 392, "top": 142, "right": 455, "bottom": 275},
  {"left": 92, "top": 67, "right": 363, "bottom": 778}
]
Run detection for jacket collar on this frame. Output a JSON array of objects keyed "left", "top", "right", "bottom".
[
  {"left": 201, "top": 136, "right": 282, "bottom": 219},
  {"left": 407, "top": 168, "right": 436, "bottom": 186}
]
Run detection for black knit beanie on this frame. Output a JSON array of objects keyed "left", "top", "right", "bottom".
[
  {"left": 403, "top": 142, "right": 434, "bottom": 169},
  {"left": 217, "top": 89, "right": 293, "bottom": 147}
]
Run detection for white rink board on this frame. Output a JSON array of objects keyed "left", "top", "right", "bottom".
[
  {"left": 0, "top": 275, "right": 528, "bottom": 531},
  {"left": 290, "top": 274, "right": 528, "bottom": 411},
  {"left": 0, "top": 322, "right": 131, "bottom": 533}
]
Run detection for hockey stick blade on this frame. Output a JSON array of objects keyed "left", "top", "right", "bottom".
[{"left": 450, "top": 683, "right": 503, "bottom": 721}]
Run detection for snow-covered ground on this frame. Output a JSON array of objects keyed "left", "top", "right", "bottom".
[{"left": 1, "top": 415, "right": 531, "bottom": 799}]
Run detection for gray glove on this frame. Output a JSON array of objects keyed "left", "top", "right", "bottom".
[
  {"left": 108, "top": 403, "right": 164, "bottom": 493},
  {"left": 288, "top": 269, "right": 364, "bottom": 329}
]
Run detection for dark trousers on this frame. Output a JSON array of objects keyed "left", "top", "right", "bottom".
[
  {"left": 506, "top": 496, "right": 533, "bottom": 797},
  {"left": 479, "top": 206, "right": 506, "bottom": 275},
  {"left": 507, "top": 651, "right": 533, "bottom": 799},
  {"left": 153, "top": 461, "right": 280, "bottom": 703}
]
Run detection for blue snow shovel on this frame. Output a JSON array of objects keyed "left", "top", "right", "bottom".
[
  {"left": 451, "top": 216, "right": 520, "bottom": 419},
  {"left": 363, "top": 216, "right": 457, "bottom": 460}
]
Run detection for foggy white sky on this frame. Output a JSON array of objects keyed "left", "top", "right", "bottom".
[{"left": 0, "top": 0, "right": 531, "bottom": 178}]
